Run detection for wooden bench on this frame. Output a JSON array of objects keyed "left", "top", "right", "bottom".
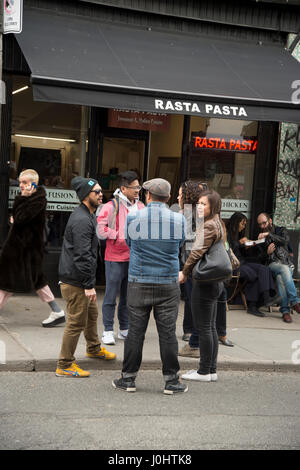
[{"left": 226, "top": 275, "right": 247, "bottom": 311}]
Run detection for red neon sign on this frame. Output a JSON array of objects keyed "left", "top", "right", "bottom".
[{"left": 192, "top": 135, "right": 258, "bottom": 153}]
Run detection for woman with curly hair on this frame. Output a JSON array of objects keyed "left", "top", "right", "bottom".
[{"left": 177, "top": 180, "right": 202, "bottom": 344}]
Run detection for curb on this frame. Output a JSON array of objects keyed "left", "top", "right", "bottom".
[{"left": 1, "top": 358, "right": 299, "bottom": 373}]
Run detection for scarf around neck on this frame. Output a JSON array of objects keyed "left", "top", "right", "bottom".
[{"left": 113, "top": 188, "right": 140, "bottom": 214}]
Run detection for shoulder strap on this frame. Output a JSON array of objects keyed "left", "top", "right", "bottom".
[
  {"left": 113, "top": 197, "right": 119, "bottom": 214},
  {"left": 110, "top": 197, "right": 119, "bottom": 229}
]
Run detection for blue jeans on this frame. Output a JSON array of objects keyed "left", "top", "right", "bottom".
[
  {"left": 268, "top": 262, "right": 300, "bottom": 314},
  {"left": 102, "top": 261, "right": 129, "bottom": 331}
]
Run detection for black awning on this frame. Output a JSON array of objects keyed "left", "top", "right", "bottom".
[{"left": 16, "top": 6, "right": 300, "bottom": 123}]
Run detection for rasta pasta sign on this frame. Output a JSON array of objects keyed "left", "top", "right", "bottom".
[
  {"left": 154, "top": 99, "right": 248, "bottom": 118},
  {"left": 9, "top": 187, "right": 80, "bottom": 212}
]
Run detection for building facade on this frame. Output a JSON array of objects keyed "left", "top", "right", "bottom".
[{"left": 1, "top": 0, "right": 300, "bottom": 292}]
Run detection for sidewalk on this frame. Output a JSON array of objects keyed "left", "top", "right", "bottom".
[{"left": 0, "top": 291, "right": 300, "bottom": 373}]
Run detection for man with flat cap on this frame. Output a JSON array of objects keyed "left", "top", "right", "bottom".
[
  {"left": 56, "top": 176, "right": 116, "bottom": 378},
  {"left": 112, "top": 178, "right": 188, "bottom": 394}
]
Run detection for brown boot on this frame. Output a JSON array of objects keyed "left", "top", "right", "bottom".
[
  {"left": 178, "top": 344, "right": 200, "bottom": 358},
  {"left": 283, "top": 313, "right": 292, "bottom": 323},
  {"left": 291, "top": 303, "right": 300, "bottom": 314}
]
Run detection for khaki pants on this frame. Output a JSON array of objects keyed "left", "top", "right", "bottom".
[{"left": 57, "top": 283, "right": 101, "bottom": 369}]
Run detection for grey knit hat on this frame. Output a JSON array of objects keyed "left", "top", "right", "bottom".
[{"left": 71, "top": 176, "right": 98, "bottom": 201}]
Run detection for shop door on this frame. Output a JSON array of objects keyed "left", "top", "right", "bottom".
[{"left": 99, "top": 135, "right": 147, "bottom": 204}]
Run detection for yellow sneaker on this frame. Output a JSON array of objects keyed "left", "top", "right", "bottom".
[
  {"left": 86, "top": 347, "right": 116, "bottom": 360},
  {"left": 55, "top": 363, "right": 90, "bottom": 377}
]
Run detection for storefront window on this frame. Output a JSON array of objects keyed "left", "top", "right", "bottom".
[
  {"left": 100, "top": 136, "right": 145, "bottom": 202},
  {"left": 9, "top": 75, "right": 89, "bottom": 248},
  {"left": 188, "top": 116, "right": 258, "bottom": 223},
  {"left": 148, "top": 114, "right": 184, "bottom": 203}
]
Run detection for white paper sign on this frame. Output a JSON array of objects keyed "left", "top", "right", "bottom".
[
  {"left": 3, "top": 0, "right": 23, "bottom": 34},
  {"left": 221, "top": 199, "right": 252, "bottom": 219},
  {"left": 9, "top": 186, "right": 80, "bottom": 212},
  {"left": 221, "top": 199, "right": 251, "bottom": 212}
]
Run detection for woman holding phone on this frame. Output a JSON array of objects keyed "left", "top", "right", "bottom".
[{"left": 0, "top": 169, "right": 65, "bottom": 327}]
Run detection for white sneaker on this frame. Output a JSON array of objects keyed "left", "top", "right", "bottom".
[
  {"left": 118, "top": 329, "right": 128, "bottom": 340},
  {"left": 210, "top": 373, "right": 218, "bottom": 382},
  {"left": 181, "top": 370, "right": 211, "bottom": 382},
  {"left": 42, "top": 310, "right": 65, "bottom": 328},
  {"left": 102, "top": 330, "right": 115, "bottom": 345}
]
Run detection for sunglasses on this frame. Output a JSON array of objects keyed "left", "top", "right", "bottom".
[{"left": 90, "top": 189, "right": 103, "bottom": 195}]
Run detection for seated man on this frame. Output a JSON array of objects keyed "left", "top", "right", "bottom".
[{"left": 257, "top": 212, "right": 300, "bottom": 323}]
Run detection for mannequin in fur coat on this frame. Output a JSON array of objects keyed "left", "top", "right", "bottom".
[{"left": 0, "top": 169, "right": 65, "bottom": 327}]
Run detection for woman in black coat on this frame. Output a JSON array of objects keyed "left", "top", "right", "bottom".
[
  {"left": 0, "top": 169, "right": 64, "bottom": 327},
  {"left": 226, "top": 212, "right": 280, "bottom": 317}
]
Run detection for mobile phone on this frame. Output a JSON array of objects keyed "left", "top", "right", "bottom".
[{"left": 25, "top": 182, "right": 37, "bottom": 190}]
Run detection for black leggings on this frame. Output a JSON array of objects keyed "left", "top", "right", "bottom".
[{"left": 191, "top": 280, "right": 223, "bottom": 375}]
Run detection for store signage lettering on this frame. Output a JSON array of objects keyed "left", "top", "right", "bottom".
[
  {"left": 9, "top": 187, "right": 80, "bottom": 212},
  {"left": 45, "top": 203, "right": 79, "bottom": 212},
  {"left": 222, "top": 199, "right": 251, "bottom": 211},
  {"left": 155, "top": 99, "right": 248, "bottom": 117},
  {"left": 193, "top": 136, "right": 258, "bottom": 153},
  {"left": 44, "top": 189, "right": 79, "bottom": 203},
  {"left": 108, "top": 109, "right": 170, "bottom": 132}
]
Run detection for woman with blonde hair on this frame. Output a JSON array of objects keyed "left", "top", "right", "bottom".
[{"left": 0, "top": 169, "right": 65, "bottom": 327}]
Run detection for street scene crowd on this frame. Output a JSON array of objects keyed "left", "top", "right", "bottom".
[{"left": 0, "top": 168, "right": 299, "bottom": 395}]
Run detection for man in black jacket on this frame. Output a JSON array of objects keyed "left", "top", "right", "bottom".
[
  {"left": 257, "top": 212, "right": 300, "bottom": 323},
  {"left": 56, "top": 177, "right": 116, "bottom": 378}
]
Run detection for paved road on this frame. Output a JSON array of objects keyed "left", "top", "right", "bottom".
[{"left": 0, "top": 370, "right": 300, "bottom": 451}]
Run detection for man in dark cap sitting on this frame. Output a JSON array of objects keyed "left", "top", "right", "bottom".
[{"left": 56, "top": 176, "right": 116, "bottom": 378}]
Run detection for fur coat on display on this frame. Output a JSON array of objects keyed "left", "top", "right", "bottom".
[{"left": 0, "top": 186, "right": 48, "bottom": 293}]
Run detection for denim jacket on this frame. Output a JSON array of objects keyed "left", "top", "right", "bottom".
[{"left": 125, "top": 202, "right": 186, "bottom": 284}]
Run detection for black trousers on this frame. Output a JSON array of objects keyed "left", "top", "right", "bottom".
[
  {"left": 122, "top": 282, "right": 180, "bottom": 380},
  {"left": 191, "top": 280, "right": 223, "bottom": 375},
  {"left": 185, "top": 279, "right": 227, "bottom": 346},
  {"left": 240, "top": 262, "right": 275, "bottom": 303}
]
